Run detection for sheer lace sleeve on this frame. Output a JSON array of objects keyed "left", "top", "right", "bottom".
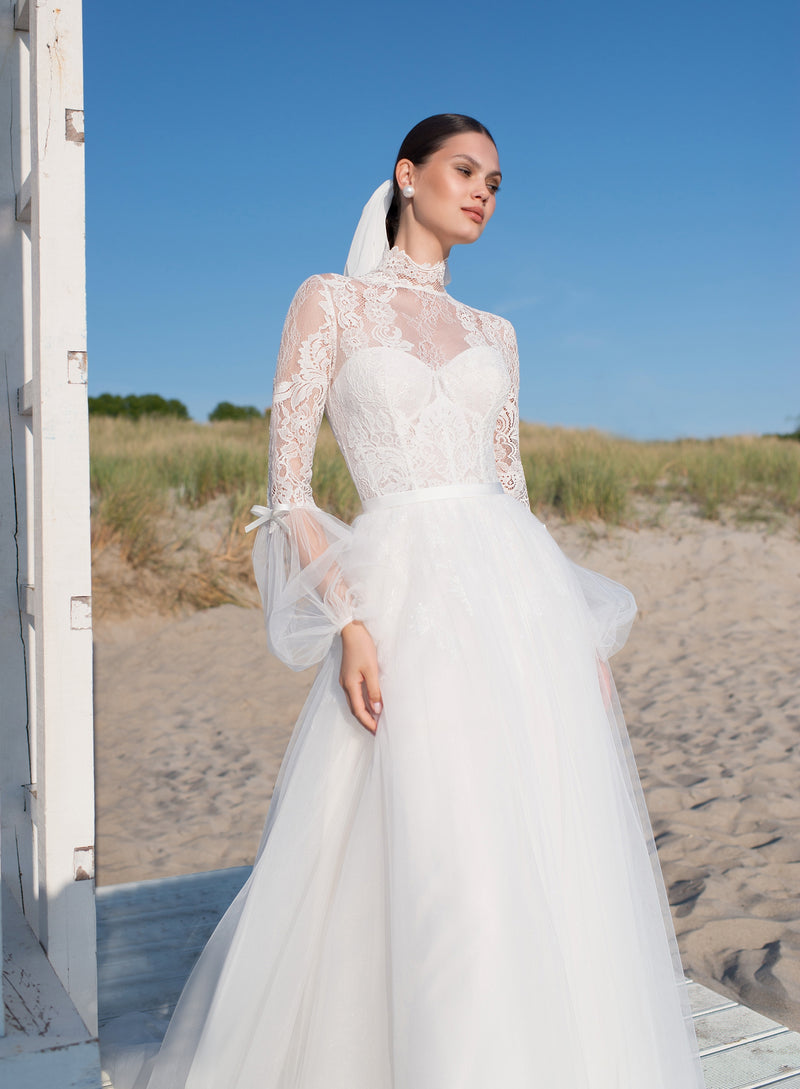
[
  {"left": 490, "top": 318, "right": 634, "bottom": 655},
  {"left": 249, "top": 275, "right": 358, "bottom": 671},
  {"left": 494, "top": 320, "right": 531, "bottom": 509}
]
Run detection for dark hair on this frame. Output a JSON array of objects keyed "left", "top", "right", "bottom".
[{"left": 385, "top": 114, "right": 496, "bottom": 248}]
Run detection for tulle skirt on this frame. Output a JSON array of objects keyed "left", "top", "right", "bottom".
[{"left": 127, "top": 483, "right": 705, "bottom": 1088}]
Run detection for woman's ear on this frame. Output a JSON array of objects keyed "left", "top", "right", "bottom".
[{"left": 395, "top": 158, "right": 415, "bottom": 190}]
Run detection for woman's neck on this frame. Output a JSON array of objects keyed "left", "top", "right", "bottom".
[
  {"left": 392, "top": 220, "right": 450, "bottom": 266},
  {"left": 377, "top": 247, "right": 449, "bottom": 290}
]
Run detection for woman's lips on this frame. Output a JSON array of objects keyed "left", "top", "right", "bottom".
[{"left": 463, "top": 207, "right": 484, "bottom": 223}]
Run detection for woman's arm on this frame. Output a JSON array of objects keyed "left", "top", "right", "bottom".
[
  {"left": 251, "top": 276, "right": 355, "bottom": 657},
  {"left": 251, "top": 275, "right": 382, "bottom": 731},
  {"left": 493, "top": 320, "right": 531, "bottom": 508}
]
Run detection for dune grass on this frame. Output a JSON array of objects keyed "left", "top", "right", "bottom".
[
  {"left": 517, "top": 423, "right": 800, "bottom": 523},
  {"left": 89, "top": 415, "right": 800, "bottom": 615}
]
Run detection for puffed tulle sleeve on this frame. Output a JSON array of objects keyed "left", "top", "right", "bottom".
[
  {"left": 248, "top": 275, "right": 358, "bottom": 671},
  {"left": 490, "top": 317, "right": 635, "bottom": 658},
  {"left": 569, "top": 562, "right": 637, "bottom": 660}
]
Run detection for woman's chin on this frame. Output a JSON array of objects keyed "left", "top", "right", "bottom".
[{"left": 448, "top": 224, "right": 485, "bottom": 248}]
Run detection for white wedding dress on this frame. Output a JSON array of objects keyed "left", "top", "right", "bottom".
[{"left": 124, "top": 247, "right": 705, "bottom": 1088}]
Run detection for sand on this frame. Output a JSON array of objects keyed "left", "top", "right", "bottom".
[{"left": 93, "top": 503, "right": 800, "bottom": 1029}]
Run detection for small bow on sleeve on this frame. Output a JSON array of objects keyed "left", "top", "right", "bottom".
[{"left": 245, "top": 503, "right": 293, "bottom": 535}]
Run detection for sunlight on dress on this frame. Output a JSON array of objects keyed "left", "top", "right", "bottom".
[{"left": 107, "top": 247, "right": 705, "bottom": 1089}]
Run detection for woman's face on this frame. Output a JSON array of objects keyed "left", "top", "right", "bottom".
[{"left": 397, "top": 132, "right": 502, "bottom": 249}]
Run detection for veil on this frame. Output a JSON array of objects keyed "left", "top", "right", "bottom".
[
  {"left": 343, "top": 180, "right": 393, "bottom": 278},
  {"left": 343, "top": 178, "right": 452, "bottom": 286}
]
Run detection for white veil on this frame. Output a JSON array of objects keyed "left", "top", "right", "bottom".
[
  {"left": 343, "top": 178, "right": 452, "bottom": 286},
  {"left": 343, "top": 180, "right": 393, "bottom": 278}
]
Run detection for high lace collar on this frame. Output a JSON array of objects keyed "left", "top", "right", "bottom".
[{"left": 373, "top": 246, "right": 449, "bottom": 291}]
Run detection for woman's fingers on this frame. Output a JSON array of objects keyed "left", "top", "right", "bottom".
[
  {"left": 364, "top": 664, "right": 383, "bottom": 719},
  {"left": 596, "top": 657, "right": 612, "bottom": 710},
  {"left": 339, "top": 620, "right": 383, "bottom": 734},
  {"left": 342, "top": 674, "right": 378, "bottom": 734}
]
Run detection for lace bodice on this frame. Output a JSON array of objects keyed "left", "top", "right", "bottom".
[
  {"left": 251, "top": 248, "right": 531, "bottom": 669},
  {"left": 268, "top": 247, "right": 529, "bottom": 507}
]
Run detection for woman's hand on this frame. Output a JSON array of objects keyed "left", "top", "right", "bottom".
[
  {"left": 339, "top": 620, "right": 383, "bottom": 734},
  {"left": 596, "top": 656, "right": 612, "bottom": 711}
]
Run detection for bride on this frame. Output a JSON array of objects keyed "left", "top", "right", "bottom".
[{"left": 127, "top": 113, "right": 706, "bottom": 1088}]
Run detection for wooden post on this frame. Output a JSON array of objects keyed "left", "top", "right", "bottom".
[{"left": 0, "top": 0, "right": 100, "bottom": 1079}]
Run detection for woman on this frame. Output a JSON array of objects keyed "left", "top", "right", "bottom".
[{"left": 131, "top": 114, "right": 706, "bottom": 1088}]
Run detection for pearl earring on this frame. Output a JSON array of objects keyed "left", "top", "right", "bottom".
[{"left": 402, "top": 185, "right": 415, "bottom": 198}]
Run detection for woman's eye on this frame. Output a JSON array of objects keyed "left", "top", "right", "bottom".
[
  {"left": 488, "top": 184, "right": 500, "bottom": 195},
  {"left": 456, "top": 166, "right": 471, "bottom": 176}
]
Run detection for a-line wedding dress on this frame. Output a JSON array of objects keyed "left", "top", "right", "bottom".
[{"left": 126, "top": 246, "right": 705, "bottom": 1088}]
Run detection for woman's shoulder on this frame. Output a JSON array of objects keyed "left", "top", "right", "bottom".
[
  {"left": 290, "top": 271, "right": 343, "bottom": 295},
  {"left": 287, "top": 271, "right": 352, "bottom": 306},
  {"left": 283, "top": 272, "right": 351, "bottom": 323},
  {"left": 454, "top": 297, "right": 517, "bottom": 344}
]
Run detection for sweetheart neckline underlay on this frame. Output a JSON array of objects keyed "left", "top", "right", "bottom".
[{"left": 330, "top": 344, "right": 504, "bottom": 390}]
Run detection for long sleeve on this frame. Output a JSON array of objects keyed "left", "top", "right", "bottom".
[
  {"left": 569, "top": 564, "right": 637, "bottom": 660},
  {"left": 250, "top": 275, "right": 358, "bottom": 671},
  {"left": 493, "top": 320, "right": 531, "bottom": 509},
  {"left": 491, "top": 319, "right": 635, "bottom": 658}
]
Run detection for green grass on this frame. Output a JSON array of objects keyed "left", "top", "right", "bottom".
[
  {"left": 517, "top": 424, "right": 800, "bottom": 522},
  {"left": 90, "top": 416, "right": 268, "bottom": 505},
  {"left": 89, "top": 415, "right": 800, "bottom": 615}
]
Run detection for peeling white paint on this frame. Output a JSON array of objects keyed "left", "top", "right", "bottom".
[
  {"left": 69, "top": 595, "right": 91, "bottom": 630},
  {"left": 66, "top": 349, "right": 86, "bottom": 384},
  {"left": 64, "top": 106, "right": 82, "bottom": 143},
  {"left": 72, "top": 846, "right": 93, "bottom": 882}
]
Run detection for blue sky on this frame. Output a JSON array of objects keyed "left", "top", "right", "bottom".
[{"left": 83, "top": 1, "right": 798, "bottom": 440}]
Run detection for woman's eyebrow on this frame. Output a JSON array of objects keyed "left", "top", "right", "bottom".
[{"left": 450, "top": 154, "right": 502, "bottom": 181}]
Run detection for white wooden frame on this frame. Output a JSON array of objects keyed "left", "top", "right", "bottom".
[{"left": 1, "top": 0, "right": 100, "bottom": 1081}]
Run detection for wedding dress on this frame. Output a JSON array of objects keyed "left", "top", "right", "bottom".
[{"left": 126, "top": 246, "right": 705, "bottom": 1088}]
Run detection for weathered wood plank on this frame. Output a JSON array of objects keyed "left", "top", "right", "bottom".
[
  {"left": 96, "top": 867, "right": 250, "bottom": 1024},
  {"left": 695, "top": 1004, "right": 793, "bottom": 1053},
  {"left": 95, "top": 869, "right": 800, "bottom": 1089},
  {"left": 0, "top": 882, "right": 100, "bottom": 1085},
  {"left": 0, "top": 1042, "right": 104, "bottom": 1089},
  {"left": 689, "top": 979, "right": 740, "bottom": 1015},
  {"left": 700, "top": 1030, "right": 800, "bottom": 1089}
]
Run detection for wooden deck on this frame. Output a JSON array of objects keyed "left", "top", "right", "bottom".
[
  {"left": 0, "top": 883, "right": 100, "bottom": 1088},
  {"left": 96, "top": 867, "right": 800, "bottom": 1089},
  {"left": 689, "top": 980, "right": 800, "bottom": 1089}
]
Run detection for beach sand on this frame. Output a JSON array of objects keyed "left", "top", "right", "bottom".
[{"left": 93, "top": 503, "right": 800, "bottom": 1029}]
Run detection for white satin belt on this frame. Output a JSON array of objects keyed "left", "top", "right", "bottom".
[
  {"left": 362, "top": 482, "right": 504, "bottom": 512},
  {"left": 245, "top": 503, "right": 294, "bottom": 534}
]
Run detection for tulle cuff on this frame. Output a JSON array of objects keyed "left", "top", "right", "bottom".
[
  {"left": 569, "top": 562, "right": 637, "bottom": 660},
  {"left": 248, "top": 503, "right": 358, "bottom": 671}
]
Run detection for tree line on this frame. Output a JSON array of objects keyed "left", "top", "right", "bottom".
[
  {"left": 88, "top": 392, "right": 800, "bottom": 440},
  {"left": 88, "top": 393, "right": 264, "bottom": 422}
]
